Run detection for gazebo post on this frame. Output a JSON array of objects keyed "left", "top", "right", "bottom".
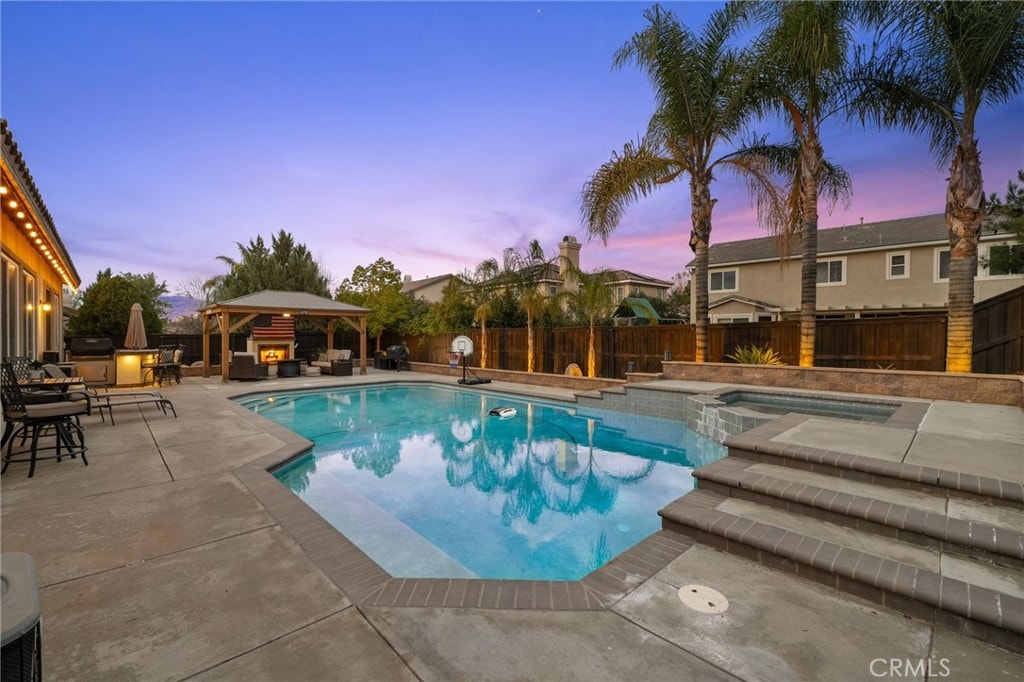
[
  {"left": 359, "top": 316, "right": 367, "bottom": 375},
  {"left": 202, "top": 314, "right": 211, "bottom": 378},
  {"left": 220, "top": 312, "right": 231, "bottom": 383}
]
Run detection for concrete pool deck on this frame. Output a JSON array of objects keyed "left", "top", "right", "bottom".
[{"left": 1, "top": 370, "right": 1022, "bottom": 680}]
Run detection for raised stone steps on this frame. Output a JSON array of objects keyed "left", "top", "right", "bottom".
[
  {"left": 661, "top": 460, "right": 1024, "bottom": 653},
  {"left": 694, "top": 457, "right": 1024, "bottom": 568}
]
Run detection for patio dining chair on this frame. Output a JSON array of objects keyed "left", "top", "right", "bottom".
[
  {"left": 1, "top": 361, "right": 90, "bottom": 478},
  {"left": 4, "top": 355, "right": 65, "bottom": 404}
]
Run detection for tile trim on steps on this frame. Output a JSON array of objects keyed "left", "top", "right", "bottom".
[
  {"left": 660, "top": 490, "right": 1024, "bottom": 653},
  {"left": 725, "top": 415, "right": 1024, "bottom": 505},
  {"left": 695, "top": 457, "right": 1024, "bottom": 563}
]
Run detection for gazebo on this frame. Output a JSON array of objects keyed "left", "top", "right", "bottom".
[{"left": 198, "top": 290, "right": 371, "bottom": 382}]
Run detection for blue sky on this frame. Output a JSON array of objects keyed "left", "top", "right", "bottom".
[{"left": 2, "top": 1, "right": 1022, "bottom": 294}]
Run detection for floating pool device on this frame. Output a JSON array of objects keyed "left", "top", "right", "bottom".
[{"left": 488, "top": 406, "right": 517, "bottom": 419}]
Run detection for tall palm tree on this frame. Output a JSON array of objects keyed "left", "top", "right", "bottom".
[
  {"left": 563, "top": 267, "right": 617, "bottom": 377},
  {"left": 581, "top": 4, "right": 786, "bottom": 363},
  {"left": 503, "top": 239, "right": 557, "bottom": 373},
  {"left": 853, "top": 2, "right": 1024, "bottom": 372},
  {"left": 465, "top": 258, "right": 500, "bottom": 369},
  {"left": 739, "top": 0, "right": 856, "bottom": 367}
]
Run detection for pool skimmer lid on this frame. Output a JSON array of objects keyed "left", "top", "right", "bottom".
[{"left": 678, "top": 584, "right": 729, "bottom": 614}]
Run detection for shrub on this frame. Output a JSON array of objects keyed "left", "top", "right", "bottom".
[{"left": 727, "top": 344, "right": 785, "bottom": 365}]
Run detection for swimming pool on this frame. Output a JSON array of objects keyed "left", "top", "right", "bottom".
[{"left": 238, "top": 384, "right": 725, "bottom": 580}]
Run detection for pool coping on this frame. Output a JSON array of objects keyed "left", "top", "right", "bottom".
[{"left": 226, "top": 379, "right": 698, "bottom": 610}]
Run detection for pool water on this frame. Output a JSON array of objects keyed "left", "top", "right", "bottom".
[
  {"left": 722, "top": 392, "right": 897, "bottom": 422},
  {"left": 240, "top": 384, "right": 725, "bottom": 580}
]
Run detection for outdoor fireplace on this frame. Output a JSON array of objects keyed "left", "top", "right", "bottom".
[
  {"left": 257, "top": 345, "right": 290, "bottom": 364},
  {"left": 247, "top": 314, "right": 296, "bottom": 363}
]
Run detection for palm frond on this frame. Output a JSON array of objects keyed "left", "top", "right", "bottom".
[{"left": 579, "top": 139, "right": 675, "bottom": 243}]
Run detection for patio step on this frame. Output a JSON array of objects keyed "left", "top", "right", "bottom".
[
  {"left": 661, "top": 481, "right": 1024, "bottom": 654},
  {"left": 694, "top": 457, "right": 1024, "bottom": 568}
]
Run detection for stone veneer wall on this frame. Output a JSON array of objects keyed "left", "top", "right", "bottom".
[
  {"left": 408, "top": 362, "right": 624, "bottom": 392},
  {"left": 661, "top": 361, "right": 1024, "bottom": 407}
]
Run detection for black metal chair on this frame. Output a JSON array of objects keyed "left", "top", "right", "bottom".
[
  {"left": 3, "top": 355, "right": 64, "bottom": 404},
  {"left": 1, "top": 361, "right": 90, "bottom": 478},
  {"left": 143, "top": 345, "right": 182, "bottom": 386}
]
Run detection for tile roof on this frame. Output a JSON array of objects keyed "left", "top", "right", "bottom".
[
  {"left": 401, "top": 274, "right": 460, "bottom": 295},
  {"left": 1, "top": 118, "right": 81, "bottom": 286},
  {"left": 698, "top": 213, "right": 979, "bottom": 266},
  {"left": 606, "top": 269, "right": 672, "bottom": 287}
]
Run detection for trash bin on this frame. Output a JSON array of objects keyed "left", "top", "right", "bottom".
[{"left": 1, "top": 553, "right": 41, "bottom": 682}]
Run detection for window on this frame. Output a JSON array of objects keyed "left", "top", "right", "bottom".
[
  {"left": 816, "top": 258, "right": 845, "bottom": 285},
  {"left": 756, "top": 314, "right": 774, "bottom": 322},
  {"left": 615, "top": 286, "right": 625, "bottom": 301},
  {"left": 887, "top": 252, "right": 910, "bottom": 279},
  {"left": 548, "top": 284, "right": 558, "bottom": 296},
  {"left": 987, "top": 244, "right": 1024, "bottom": 276},
  {"left": 935, "top": 248, "right": 978, "bottom": 281},
  {"left": 2, "top": 256, "right": 17, "bottom": 355},
  {"left": 45, "top": 287, "right": 60, "bottom": 351},
  {"left": 712, "top": 314, "right": 751, "bottom": 324},
  {"left": 709, "top": 270, "right": 737, "bottom": 292},
  {"left": 22, "top": 272, "right": 35, "bottom": 355}
]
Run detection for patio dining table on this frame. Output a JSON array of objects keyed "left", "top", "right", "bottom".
[{"left": 17, "top": 376, "right": 85, "bottom": 391}]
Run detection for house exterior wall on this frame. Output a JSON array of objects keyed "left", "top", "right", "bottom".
[
  {"left": 1, "top": 211, "right": 67, "bottom": 357},
  {"left": 405, "top": 278, "right": 453, "bottom": 304},
  {"left": 696, "top": 235, "right": 1023, "bottom": 320}
]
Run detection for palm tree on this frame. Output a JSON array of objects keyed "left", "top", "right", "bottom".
[
  {"left": 563, "top": 267, "right": 617, "bottom": 377},
  {"left": 581, "top": 4, "right": 786, "bottom": 363},
  {"left": 853, "top": 2, "right": 1024, "bottom": 372},
  {"left": 464, "top": 258, "right": 500, "bottom": 369},
  {"left": 503, "top": 240, "right": 557, "bottom": 373},
  {"left": 739, "top": 0, "right": 856, "bottom": 367}
]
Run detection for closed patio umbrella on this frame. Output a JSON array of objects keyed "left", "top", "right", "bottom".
[{"left": 124, "top": 303, "right": 148, "bottom": 349}]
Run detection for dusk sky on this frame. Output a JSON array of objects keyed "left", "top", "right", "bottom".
[{"left": 2, "top": 1, "right": 1022, "bottom": 295}]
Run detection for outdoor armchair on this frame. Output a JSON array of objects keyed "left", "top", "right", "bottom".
[{"left": 229, "top": 353, "right": 269, "bottom": 380}]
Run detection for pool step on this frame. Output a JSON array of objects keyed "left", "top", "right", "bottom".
[
  {"left": 724, "top": 425, "right": 1024, "bottom": 506},
  {"left": 694, "top": 457, "right": 1024, "bottom": 568},
  {"left": 661, "top": 478, "right": 1024, "bottom": 654}
]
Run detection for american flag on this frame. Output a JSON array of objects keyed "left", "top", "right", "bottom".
[{"left": 252, "top": 314, "right": 295, "bottom": 339}]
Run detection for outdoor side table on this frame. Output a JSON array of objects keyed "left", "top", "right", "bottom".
[
  {"left": 331, "top": 359, "right": 353, "bottom": 376},
  {"left": 277, "top": 359, "right": 301, "bottom": 378}
]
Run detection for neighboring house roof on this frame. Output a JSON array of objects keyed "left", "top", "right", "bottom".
[
  {"left": 401, "top": 273, "right": 461, "bottom": 296},
  {"left": 199, "top": 290, "right": 369, "bottom": 314},
  {"left": 694, "top": 213, "right": 1014, "bottom": 267},
  {"left": 708, "top": 295, "right": 782, "bottom": 311},
  {"left": 606, "top": 269, "right": 672, "bottom": 287},
  {"left": 612, "top": 297, "right": 661, "bottom": 321},
  {"left": 498, "top": 265, "right": 672, "bottom": 288},
  {"left": 1, "top": 118, "right": 81, "bottom": 287}
]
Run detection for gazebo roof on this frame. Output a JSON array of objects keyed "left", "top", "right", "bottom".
[{"left": 200, "top": 290, "right": 369, "bottom": 315}]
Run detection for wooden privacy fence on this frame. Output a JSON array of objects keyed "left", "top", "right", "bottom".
[
  {"left": 85, "top": 290, "right": 1023, "bottom": 377},
  {"left": 972, "top": 285, "right": 1023, "bottom": 374},
  {"left": 389, "top": 315, "right": 950, "bottom": 378}
]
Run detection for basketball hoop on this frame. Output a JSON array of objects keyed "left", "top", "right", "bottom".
[{"left": 446, "top": 351, "right": 462, "bottom": 369}]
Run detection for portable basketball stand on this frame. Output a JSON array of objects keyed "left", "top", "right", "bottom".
[{"left": 450, "top": 335, "right": 491, "bottom": 386}]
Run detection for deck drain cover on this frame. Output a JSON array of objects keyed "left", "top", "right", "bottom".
[{"left": 678, "top": 585, "right": 729, "bottom": 614}]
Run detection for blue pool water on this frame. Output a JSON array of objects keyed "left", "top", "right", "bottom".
[{"left": 239, "top": 384, "right": 725, "bottom": 580}]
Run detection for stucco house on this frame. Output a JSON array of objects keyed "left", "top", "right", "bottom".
[
  {"left": 689, "top": 214, "right": 1022, "bottom": 323},
  {"left": 400, "top": 273, "right": 463, "bottom": 304},
  {"left": 527, "top": 236, "right": 672, "bottom": 302},
  {"left": 1, "top": 119, "right": 81, "bottom": 360}
]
